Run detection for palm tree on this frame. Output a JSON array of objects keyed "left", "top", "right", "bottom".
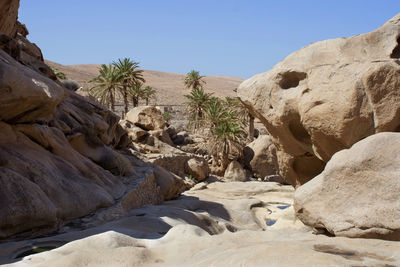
[
  {"left": 113, "top": 58, "right": 145, "bottom": 113},
  {"left": 225, "top": 97, "right": 254, "bottom": 141},
  {"left": 184, "top": 87, "right": 213, "bottom": 131},
  {"left": 89, "top": 64, "right": 121, "bottom": 112},
  {"left": 128, "top": 82, "right": 145, "bottom": 107},
  {"left": 208, "top": 114, "right": 245, "bottom": 173},
  {"left": 201, "top": 96, "right": 247, "bottom": 173},
  {"left": 50, "top": 67, "right": 66, "bottom": 80},
  {"left": 142, "top": 86, "right": 156, "bottom": 105},
  {"left": 204, "top": 97, "right": 229, "bottom": 128},
  {"left": 184, "top": 70, "right": 206, "bottom": 90}
]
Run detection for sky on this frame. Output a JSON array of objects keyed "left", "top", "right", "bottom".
[{"left": 19, "top": 0, "right": 400, "bottom": 78}]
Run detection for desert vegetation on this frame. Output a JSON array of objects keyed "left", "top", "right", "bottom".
[
  {"left": 183, "top": 70, "right": 255, "bottom": 174},
  {"left": 89, "top": 58, "right": 155, "bottom": 113},
  {"left": 50, "top": 66, "right": 66, "bottom": 80}
]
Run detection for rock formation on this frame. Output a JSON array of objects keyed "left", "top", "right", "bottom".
[
  {"left": 0, "top": 0, "right": 180, "bottom": 240},
  {"left": 224, "top": 161, "right": 247, "bottom": 181},
  {"left": 238, "top": 13, "right": 400, "bottom": 186},
  {"left": 2, "top": 181, "right": 400, "bottom": 266},
  {"left": 125, "top": 106, "right": 166, "bottom": 131},
  {"left": 294, "top": 132, "right": 400, "bottom": 240},
  {"left": 243, "top": 135, "right": 280, "bottom": 179}
]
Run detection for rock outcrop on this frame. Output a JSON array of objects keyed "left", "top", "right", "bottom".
[
  {"left": 0, "top": 0, "right": 163, "bottom": 240},
  {"left": 294, "top": 132, "right": 400, "bottom": 240},
  {"left": 125, "top": 106, "right": 165, "bottom": 131},
  {"left": 238, "top": 13, "right": 400, "bottom": 186},
  {"left": 224, "top": 161, "right": 247, "bottom": 181},
  {"left": 185, "top": 158, "right": 210, "bottom": 181},
  {"left": 0, "top": 0, "right": 19, "bottom": 37},
  {"left": 121, "top": 111, "right": 210, "bottom": 185},
  {"left": 243, "top": 135, "right": 280, "bottom": 179}
]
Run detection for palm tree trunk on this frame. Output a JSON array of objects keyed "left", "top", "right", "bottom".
[
  {"left": 132, "top": 96, "right": 138, "bottom": 107},
  {"left": 146, "top": 97, "right": 149, "bottom": 106},
  {"left": 109, "top": 88, "right": 115, "bottom": 112},
  {"left": 249, "top": 114, "right": 255, "bottom": 141},
  {"left": 123, "top": 85, "right": 129, "bottom": 113},
  {"left": 221, "top": 141, "right": 229, "bottom": 173}
]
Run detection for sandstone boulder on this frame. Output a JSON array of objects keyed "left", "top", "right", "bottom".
[
  {"left": 149, "top": 129, "right": 174, "bottom": 146},
  {"left": 152, "top": 166, "right": 188, "bottom": 200},
  {"left": 294, "top": 132, "right": 400, "bottom": 240},
  {"left": 0, "top": 122, "right": 122, "bottom": 239},
  {"left": 243, "top": 135, "right": 280, "bottom": 179},
  {"left": 238, "top": 13, "right": 400, "bottom": 186},
  {"left": 125, "top": 106, "right": 165, "bottom": 131},
  {"left": 185, "top": 158, "right": 210, "bottom": 181},
  {"left": 0, "top": 50, "right": 64, "bottom": 123},
  {"left": 119, "top": 120, "right": 148, "bottom": 143},
  {"left": 224, "top": 161, "right": 247, "bottom": 181}
]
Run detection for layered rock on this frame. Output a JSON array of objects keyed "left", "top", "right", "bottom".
[
  {"left": 294, "top": 132, "right": 400, "bottom": 240},
  {"left": 238, "top": 13, "right": 400, "bottom": 186},
  {"left": 0, "top": 0, "right": 162, "bottom": 240}
]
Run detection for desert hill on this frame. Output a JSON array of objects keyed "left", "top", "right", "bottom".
[{"left": 45, "top": 60, "right": 244, "bottom": 105}]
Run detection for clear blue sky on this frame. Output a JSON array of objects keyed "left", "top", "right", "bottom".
[{"left": 19, "top": 0, "right": 400, "bottom": 78}]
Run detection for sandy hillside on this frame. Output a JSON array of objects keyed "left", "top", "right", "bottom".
[{"left": 46, "top": 60, "right": 244, "bottom": 105}]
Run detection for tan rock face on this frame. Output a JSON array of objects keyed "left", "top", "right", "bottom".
[
  {"left": 0, "top": 0, "right": 19, "bottom": 37},
  {"left": 0, "top": 122, "right": 122, "bottom": 239},
  {"left": 243, "top": 135, "right": 279, "bottom": 179},
  {"left": 294, "top": 132, "right": 400, "bottom": 240},
  {"left": 224, "top": 161, "right": 247, "bottom": 181},
  {"left": 125, "top": 106, "right": 166, "bottom": 131},
  {"left": 152, "top": 166, "right": 188, "bottom": 200},
  {"left": 185, "top": 158, "right": 210, "bottom": 181},
  {"left": 0, "top": 5, "right": 163, "bottom": 240},
  {"left": 0, "top": 50, "right": 64, "bottom": 123},
  {"left": 3, "top": 181, "right": 400, "bottom": 267},
  {"left": 238, "top": 14, "right": 400, "bottom": 186}
]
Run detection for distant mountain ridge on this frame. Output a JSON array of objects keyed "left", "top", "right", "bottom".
[{"left": 45, "top": 60, "right": 244, "bottom": 105}]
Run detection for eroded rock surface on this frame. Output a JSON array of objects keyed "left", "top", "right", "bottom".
[
  {"left": 2, "top": 181, "right": 400, "bottom": 267},
  {"left": 295, "top": 132, "right": 400, "bottom": 240},
  {"left": 125, "top": 106, "right": 166, "bottom": 131},
  {"left": 238, "top": 13, "right": 400, "bottom": 186},
  {"left": 0, "top": 0, "right": 164, "bottom": 240},
  {"left": 224, "top": 160, "right": 247, "bottom": 181},
  {"left": 243, "top": 134, "right": 280, "bottom": 180}
]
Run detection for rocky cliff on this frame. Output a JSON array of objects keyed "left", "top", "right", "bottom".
[
  {"left": 0, "top": 0, "right": 164, "bottom": 240},
  {"left": 238, "top": 13, "right": 400, "bottom": 187}
]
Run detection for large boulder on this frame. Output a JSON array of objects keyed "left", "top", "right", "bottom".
[
  {"left": 125, "top": 106, "right": 166, "bottom": 131},
  {"left": 0, "top": 122, "right": 122, "bottom": 239},
  {"left": 243, "top": 135, "right": 279, "bottom": 179},
  {"left": 238, "top": 13, "right": 400, "bottom": 187},
  {"left": 152, "top": 166, "right": 188, "bottom": 200},
  {"left": 185, "top": 158, "right": 210, "bottom": 181},
  {"left": 294, "top": 132, "right": 400, "bottom": 240},
  {"left": 119, "top": 120, "right": 148, "bottom": 143},
  {"left": 0, "top": 50, "right": 64, "bottom": 123},
  {"left": 224, "top": 161, "right": 247, "bottom": 182}
]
